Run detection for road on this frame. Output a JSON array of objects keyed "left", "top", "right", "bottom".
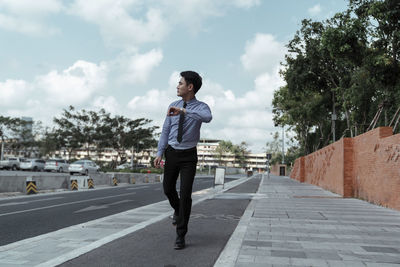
[{"left": 0, "top": 176, "right": 231, "bottom": 246}]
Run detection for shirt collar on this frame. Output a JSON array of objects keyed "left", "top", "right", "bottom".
[{"left": 182, "top": 97, "right": 197, "bottom": 105}]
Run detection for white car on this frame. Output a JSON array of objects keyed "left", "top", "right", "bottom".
[
  {"left": 44, "top": 159, "right": 69, "bottom": 173},
  {"left": 20, "top": 159, "right": 46, "bottom": 172},
  {"left": 69, "top": 160, "right": 100, "bottom": 175},
  {"left": 116, "top": 162, "right": 132, "bottom": 170}
]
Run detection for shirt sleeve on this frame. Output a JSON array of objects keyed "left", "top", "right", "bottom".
[
  {"left": 156, "top": 115, "right": 171, "bottom": 157},
  {"left": 185, "top": 103, "right": 212, "bottom": 123}
]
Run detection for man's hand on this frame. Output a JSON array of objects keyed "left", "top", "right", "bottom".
[
  {"left": 154, "top": 156, "right": 162, "bottom": 168},
  {"left": 167, "top": 106, "right": 183, "bottom": 116}
]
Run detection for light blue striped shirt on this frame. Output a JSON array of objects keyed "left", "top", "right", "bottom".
[{"left": 157, "top": 97, "right": 212, "bottom": 157}]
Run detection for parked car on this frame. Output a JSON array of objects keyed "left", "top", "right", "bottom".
[
  {"left": 0, "top": 157, "right": 24, "bottom": 170},
  {"left": 69, "top": 160, "right": 100, "bottom": 175},
  {"left": 116, "top": 162, "right": 132, "bottom": 170},
  {"left": 20, "top": 158, "right": 46, "bottom": 172},
  {"left": 44, "top": 159, "right": 69, "bottom": 173}
]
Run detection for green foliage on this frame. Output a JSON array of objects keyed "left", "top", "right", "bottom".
[
  {"left": 274, "top": 0, "right": 400, "bottom": 156},
  {"left": 265, "top": 131, "right": 301, "bottom": 167},
  {"left": 214, "top": 140, "right": 249, "bottom": 167},
  {"left": 0, "top": 116, "right": 40, "bottom": 158},
  {"left": 51, "top": 106, "right": 158, "bottom": 166}
]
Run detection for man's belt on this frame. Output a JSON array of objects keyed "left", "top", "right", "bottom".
[{"left": 167, "top": 145, "right": 196, "bottom": 152}]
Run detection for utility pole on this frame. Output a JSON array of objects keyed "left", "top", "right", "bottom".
[
  {"left": 1, "top": 141, "right": 3, "bottom": 161},
  {"left": 131, "top": 146, "right": 134, "bottom": 168},
  {"left": 332, "top": 91, "right": 336, "bottom": 142},
  {"left": 282, "top": 126, "right": 285, "bottom": 164}
]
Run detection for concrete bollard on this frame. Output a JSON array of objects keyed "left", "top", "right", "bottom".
[
  {"left": 70, "top": 179, "right": 78, "bottom": 190},
  {"left": 112, "top": 177, "right": 118, "bottom": 186},
  {"left": 26, "top": 176, "right": 37, "bottom": 194},
  {"left": 144, "top": 176, "right": 149, "bottom": 183},
  {"left": 87, "top": 178, "right": 94, "bottom": 189},
  {"left": 131, "top": 177, "right": 136, "bottom": 184}
]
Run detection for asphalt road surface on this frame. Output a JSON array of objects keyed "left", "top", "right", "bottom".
[
  {"left": 60, "top": 176, "right": 261, "bottom": 267},
  {"left": 0, "top": 176, "right": 232, "bottom": 246}
]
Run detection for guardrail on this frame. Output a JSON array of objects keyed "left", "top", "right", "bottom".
[{"left": 0, "top": 172, "right": 162, "bottom": 193}]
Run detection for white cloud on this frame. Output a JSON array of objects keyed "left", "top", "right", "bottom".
[
  {"left": 36, "top": 60, "right": 108, "bottom": 106},
  {"left": 67, "top": 0, "right": 262, "bottom": 48},
  {"left": 241, "top": 33, "right": 286, "bottom": 75},
  {"left": 0, "top": 0, "right": 63, "bottom": 15},
  {"left": 0, "top": 14, "right": 60, "bottom": 35},
  {"left": 233, "top": 0, "right": 260, "bottom": 9},
  {"left": 308, "top": 4, "right": 322, "bottom": 16},
  {"left": 0, "top": 0, "right": 63, "bottom": 35},
  {"left": 197, "top": 69, "right": 284, "bottom": 152},
  {"left": 68, "top": 0, "right": 169, "bottom": 48},
  {"left": 0, "top": 79, "right": 32, "bottom": 107},
  {"left": 117, "top": 49, "right": 163, "bottom": 84},
  {"left": 92, "top": 96, "right": 119, "bottom": 114},
  {"left": 0, "top": 60, "right": 109, "bottom": 125},
  {"left": 126, "top": 72, "right": 178, "bottom": 124}
]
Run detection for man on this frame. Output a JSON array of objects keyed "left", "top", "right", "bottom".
[{"left": 154, "top": 71, "right": 212, "bottom": 249}]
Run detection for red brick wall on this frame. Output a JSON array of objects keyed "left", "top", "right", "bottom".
[
  {"left": 290, "top": 127, "right": 400, "bottom": 211},
  {"left": 303, "top": 140, "right": 346, "bottom": 196},
  {"left": 290, "top": 158, "right": 301, "bottom": 182},
  {"left": 353, "top": 127, "right": 400, "bottom": 210}
]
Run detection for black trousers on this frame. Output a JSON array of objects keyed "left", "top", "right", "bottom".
[{"left": 163, "top": 145, "right": 197, "bottom": 237}]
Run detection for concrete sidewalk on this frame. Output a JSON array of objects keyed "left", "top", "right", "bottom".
[{"left": 215, "top": 175, "right": 400, "bottom": 267}]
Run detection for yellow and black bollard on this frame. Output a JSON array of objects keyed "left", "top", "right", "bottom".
[
  {"left": 70, "top": 179, "right": 78, "bottom": 190},
  {"left": 112, "top": 177, "right": 118, "bottom": 186},
  {"left": 88, "top": 178, "right": 94, "bottom": 189},
  {"left": 26, "top": 181, "right": 37, "bottom": 194}
]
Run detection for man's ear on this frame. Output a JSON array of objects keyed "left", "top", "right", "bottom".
[{"left": 188, "top": 83, "right": 194, "bottom": 92}]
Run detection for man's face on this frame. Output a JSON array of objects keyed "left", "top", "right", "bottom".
[{"left": 177, "top": 77, "right": 192, "bottom": 97}]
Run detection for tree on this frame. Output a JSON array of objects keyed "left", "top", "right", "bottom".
[
  {"left": 266, "top": 131, "right": 300, "bottom": 167},
  {"left": 232, "top": 141, "right": 249, "bottom": 168},
  {"left": 52, "top": 106, "right": 158, "bottom": 167},
  {"left": 0, "top": 116, "right": 27, "bottom": 159},
  {"left": 214, "top": 140, "right": 249, "bottom": 167},
  {"left": 215, "top": 140, "right": 233, "bottom": 166},
  {"left": 273, "top": 0, "right": 400, "bottom": 156}
]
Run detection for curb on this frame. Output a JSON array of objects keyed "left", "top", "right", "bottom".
[{"left": 214, "top": 173, "right": 264, "bottom": 267}]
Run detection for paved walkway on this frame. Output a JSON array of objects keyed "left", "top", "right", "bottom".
[{"left": 215, "top": 175, "right": 400, "bottom": 267}]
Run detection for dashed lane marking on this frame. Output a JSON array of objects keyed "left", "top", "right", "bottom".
[
  {"left": 0, "top": 197, "right": 64, "bottom": 207},
  {"left": 125, "top": 186, "right": 150, "bottom": 190},
  {"left": 0, "top": 192, "right": 136, "bottom": 217}
]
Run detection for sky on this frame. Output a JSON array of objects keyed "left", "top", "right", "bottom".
[{"left": 0, "top": 0, "right": 349, "bottom": 153}]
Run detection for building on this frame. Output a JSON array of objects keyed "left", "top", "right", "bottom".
[{"left": 5, "top": 136, "right": 269, "bottom": 171}]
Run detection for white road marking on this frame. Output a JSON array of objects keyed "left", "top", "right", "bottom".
[
  {"left": 74, "top": 199, "right": 134, "bottom": 213},
  {"left": 0, "top": 192, "right": 136, "bottom": 217},
  {"left": 0, "top": 197, "right": 64, "bottom": 207},
  {"left": 125, "top": 186, "right": 150, "bottom": 190}
]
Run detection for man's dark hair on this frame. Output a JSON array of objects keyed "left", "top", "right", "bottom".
[{"left": 180, "top": 71, "right": 202, "bottom": 94}]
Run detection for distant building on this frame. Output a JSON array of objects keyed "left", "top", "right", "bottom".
[{"left": 7, "top": 135, "right": 269, "bottom": 171}]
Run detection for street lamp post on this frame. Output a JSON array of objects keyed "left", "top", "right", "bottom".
[
  {"left": 0, "top": 141, "right": 3, "bottom": 161},
  {"left": 282, "top": 126, "right": 285, "bottom": 164}
]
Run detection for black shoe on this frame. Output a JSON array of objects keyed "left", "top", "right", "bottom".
[
  {"left": 171, "top": 214, "right": 178, "bottom": 226},
  {"left": 174, "top": 236, "right": 185, "bottom": 250}
]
